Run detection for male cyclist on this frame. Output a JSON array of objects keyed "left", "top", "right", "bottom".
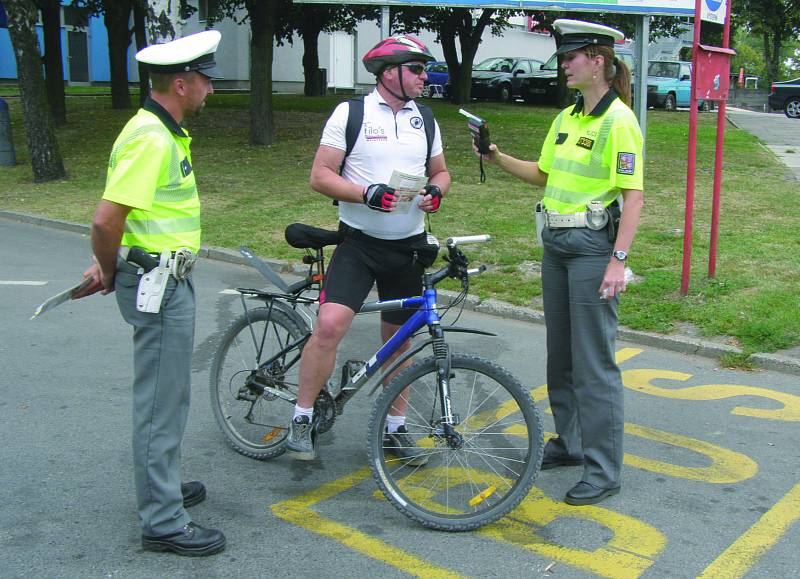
[{"left": 286, "top": 35, "right": 451, "bottom": 462}]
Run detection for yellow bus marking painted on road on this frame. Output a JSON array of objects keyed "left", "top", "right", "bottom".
[
  {"left": 624, "top": 424, "right": 758, "bottom": 483},
  {"left": 480, "top": 487, "right": 667, "bottom": 578},
  {"left": 698, "top": 481, "right": 800, "bottom": 578},
  {"left": 623, "top": 369, "right": 800, "bottom": 421},
  {"left": 270, "top": 467, "right": 464, "bottom": 579},
  {"left": 537, "top": 424, "right": 757, "bottom": 484},
  {"left": 473, "top": 348, "right": 645, "bottom": 430}
]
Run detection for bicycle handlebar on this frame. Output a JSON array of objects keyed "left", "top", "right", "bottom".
[{"left": 445, "top": 234, "right": 491, "bottom": 248}]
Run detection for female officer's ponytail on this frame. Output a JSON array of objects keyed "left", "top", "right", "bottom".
[{"left": 586, "top": 45, "right": 632, "bottom": 107}]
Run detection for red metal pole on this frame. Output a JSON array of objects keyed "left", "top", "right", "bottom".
[
  {"left": 708, "top": 1, "right": 732, "bottom": 279},
  {"left": 681, "top": 0, "right": 703, "bottom": 295}
]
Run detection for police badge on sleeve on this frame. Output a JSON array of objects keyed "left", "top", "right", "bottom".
[{"left": 617, "top": 152, "right": 635, "bottom": 175}]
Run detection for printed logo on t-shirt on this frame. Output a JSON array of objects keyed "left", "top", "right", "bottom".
[
  {"left": 410, "top": 116, "right": 424, "bottom": 129},
  {"left": 555, "top": 133, "right": 568, "bottom": 145},
  {"left": 364, "top": 123, "right": 387, "bottom": 142},
  {"left": 617, "top": 152, "right": 636, "bottom": 175},
  {"left": 180, "top": 157, "right": 193, "bottom": 177},
  {"left": 576, "top": 136, "right": 595, "bottom": 150}
]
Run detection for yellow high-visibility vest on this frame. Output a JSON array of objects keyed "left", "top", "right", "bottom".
[
  {"left": 538, "top": 93, "right": 643, "bottom": 214},
  {"left": 102, "top": 106, "right": 201, "bottom": 252}
]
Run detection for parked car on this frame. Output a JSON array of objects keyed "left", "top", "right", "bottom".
[
  {"left": 422, "top": 61, "right": 449, "bottom": 98},
  {"left": 520, "top": 46, "right": 636, "bottom": 106},
  {"left": 446, "top": 57, "right": 544, "bottom": 102},
  {"left": 646, "top": 61, "right": 712, "bottom": 111},
  {"left": 768, "top": 78, "right": 800, "bottom": 118}
]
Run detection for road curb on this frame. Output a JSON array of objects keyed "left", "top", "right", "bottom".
[{"left": 4, "top": 209, "right": 799, "bottom": 376}]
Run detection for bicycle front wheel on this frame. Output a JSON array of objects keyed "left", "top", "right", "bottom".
[
  {"left": 368, "top": 353, "right": 543, "bottom": 531},
  {"left": 209, "top": 306, "right": 307, "bottom": 460}
]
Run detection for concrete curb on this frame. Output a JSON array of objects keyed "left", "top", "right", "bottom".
[{"left": 4, "top": 209, "right": 799, "bottom": 376}]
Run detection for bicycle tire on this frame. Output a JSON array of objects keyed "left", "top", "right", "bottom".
[
  {"left": 209, "top": 306, "right": 307, "bottom": 460},
  {"left": 368, "top": 353, "right": 543, "bottom": 531}
]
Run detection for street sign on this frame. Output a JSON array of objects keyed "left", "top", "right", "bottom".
[{"left": 701, "top": 0, "right": 727, "bottom": 23}]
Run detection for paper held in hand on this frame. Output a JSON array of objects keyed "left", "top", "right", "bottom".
[
  {"left": 388, "top": 170, "right": 427, "bottom": 213},
  {"left": 30, "top": 277, "right": 93, "bottom": 320}
]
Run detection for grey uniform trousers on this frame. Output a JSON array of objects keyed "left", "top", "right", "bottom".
[
  {"left": 114, "top": 257, "right": 195, "bottom": 536},
  {"left": 540, "top": 227, "right": 624, "bottom": 489}
]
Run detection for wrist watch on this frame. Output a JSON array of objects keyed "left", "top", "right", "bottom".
[{"left": 612, "top": 250, "right": 628, "bottom": 262}]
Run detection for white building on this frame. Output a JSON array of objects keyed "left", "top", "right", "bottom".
[{"left": 131, "top": 6, "right": 557, "bottom": 93}]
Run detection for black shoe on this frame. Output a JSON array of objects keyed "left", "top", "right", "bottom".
[
  {"left": 540, "top": 454, "right": 584, "bottom": 471},
  {"left": 564, "top": 481, "right": 620, "bottom": 506},
  {"left": 383, "top": 425, "right": 429, "bottom": 467},
  {"left": 181, "top": 481, "right": 206, "bottom": 508},
  {"left": 141, "top": 522, "right": 226, "bottom": 557}
]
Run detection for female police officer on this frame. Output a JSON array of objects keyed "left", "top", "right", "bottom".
[{"left": 476, "top": 19, "right": 644, "bottom": 506}]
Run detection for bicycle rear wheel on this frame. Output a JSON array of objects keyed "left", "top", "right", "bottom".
[
  {"left": 209, "top": 306, "right": 307, "bottom": 460},
  {"left": 368, "top": 353, "right": 543, "bottom": 531}
]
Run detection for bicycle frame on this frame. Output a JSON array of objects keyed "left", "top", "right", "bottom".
[{"left": 236, "top": 236, "right": 496, "bottom": 427}]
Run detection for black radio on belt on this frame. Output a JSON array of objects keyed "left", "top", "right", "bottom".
[{"left": 127, "top": 247, "right": 158, "bottom": 272}]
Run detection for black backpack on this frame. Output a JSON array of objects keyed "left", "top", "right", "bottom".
[{"left": 339, "top": 96, "right": 436, "bottom": 176}]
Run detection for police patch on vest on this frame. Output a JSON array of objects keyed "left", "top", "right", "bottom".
[
  {"left": 576, "top": 136, "right": 594, "bottom": 150},
  {"left": 180, "top": 157, "right": 193, "bottom": 177},
  {"left": 410, "top": 116, "right": 424, "bottom": 130},
  {"left": 617, "top": 152, "right": 636, "bottom": 175},
  {"left": 555, "top": 133, "right": 568, "bottom": 145}
]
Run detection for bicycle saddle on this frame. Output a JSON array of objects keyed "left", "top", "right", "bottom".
[{"left": 285, "top": 223, "right": 342, "bottom": 249}]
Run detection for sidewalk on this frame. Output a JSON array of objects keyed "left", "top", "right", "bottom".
[
  {"left": 2, "top": 209, "right": 799, "bottom": 376},
  {"left": 726, "top": 106, "right": 800, "bottom": 181}
]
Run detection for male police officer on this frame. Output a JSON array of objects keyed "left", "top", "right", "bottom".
[{"left": 74, "top": 30, "right": 225, "bottom": 556}]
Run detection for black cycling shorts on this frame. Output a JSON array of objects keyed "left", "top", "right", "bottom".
[{"left": 321, "top": 224, "right": 425, "bottom": 325}]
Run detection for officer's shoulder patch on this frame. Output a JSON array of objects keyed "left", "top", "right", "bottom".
[{"left": 617, "top": 152, "right": 635, "bottom": 175}]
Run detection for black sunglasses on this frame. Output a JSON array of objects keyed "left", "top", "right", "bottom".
[{"left": 399, "top": 63, "right": 426, "bottom": 75}]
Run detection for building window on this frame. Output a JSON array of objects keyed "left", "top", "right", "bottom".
[{"left": 198, "top": 0, "right": 207, "bottom": 22}]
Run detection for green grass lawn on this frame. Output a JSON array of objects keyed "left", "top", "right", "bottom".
[{"left": 1, "top": 93, "right": 798, "bottom": 357}]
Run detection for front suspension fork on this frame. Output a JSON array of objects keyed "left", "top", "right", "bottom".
[{"left": 431, "top": 330, "right": 461, "bottom": 445}]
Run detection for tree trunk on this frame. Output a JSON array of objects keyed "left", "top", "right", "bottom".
[
  {"left": 103, "top": 0, "right": 133, "bottom": 109},
  {"left": 301, "top": 22, "right": 323, "bottom": 96},
  {"left": 147, "top": 0, "right": 180, "bottom": 43},
  {"left": 440, "top": 17, "right": 462, "bottom": 102},
  {"left": 447, "top": 8, "right": 494, "bottom": 105},
  {"left": 133, "top": 1, "right": 150, "bottom": 106},
  {"left": 37, "top": 0, "right": 66, "bottom": 126},
  {"left": 6, "top": 0, "right": 66, "bottom": 182},
  {"left": 246, "top": 0, "right": 275, "bottom": 145}
]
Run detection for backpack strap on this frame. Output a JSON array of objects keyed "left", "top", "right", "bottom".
[
  {"left": 340, "top": 96, "right": 365, "bottom": 175},
  {"left": 416, "top": 101, "right": 436, "bottom": 175}
]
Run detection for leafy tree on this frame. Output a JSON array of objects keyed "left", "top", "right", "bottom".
[
  {"left": 277, "top": 4, "right": 378, "bottom": 96},
  {"left": 5, "top": 0, "right": 66, "bottom": 181},
  {"left": 733, "top": 0, "right": 800, "bottom": 84},
  {"left": 210, "top": 0, "right": 290, "bottom": 145},
  {"left": 392, "top": 7, "right": 514, "bottom": 104}
]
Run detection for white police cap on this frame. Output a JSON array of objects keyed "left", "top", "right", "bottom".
[
  {"left": 553, "top": 19, "right": 624, "bottom": 55},
  {"left": 136, "top": 30, "right": 222, "bottom": 79}
]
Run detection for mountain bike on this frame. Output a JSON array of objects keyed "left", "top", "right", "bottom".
[{"left": 209, "top": 223, "right": 543, "bottom": 531}]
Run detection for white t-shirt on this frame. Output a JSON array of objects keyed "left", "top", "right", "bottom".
[{"left": 320, "top": 89, "right": 443, "bottom": 240}]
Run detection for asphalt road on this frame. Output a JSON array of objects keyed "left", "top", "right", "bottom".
[{"left": 2, "top": 218, "right": 799, "bottom": 578}]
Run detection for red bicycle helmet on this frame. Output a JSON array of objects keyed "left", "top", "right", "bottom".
[{"left": 362, "top": 35, "right": 434, "bottom": 75}]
